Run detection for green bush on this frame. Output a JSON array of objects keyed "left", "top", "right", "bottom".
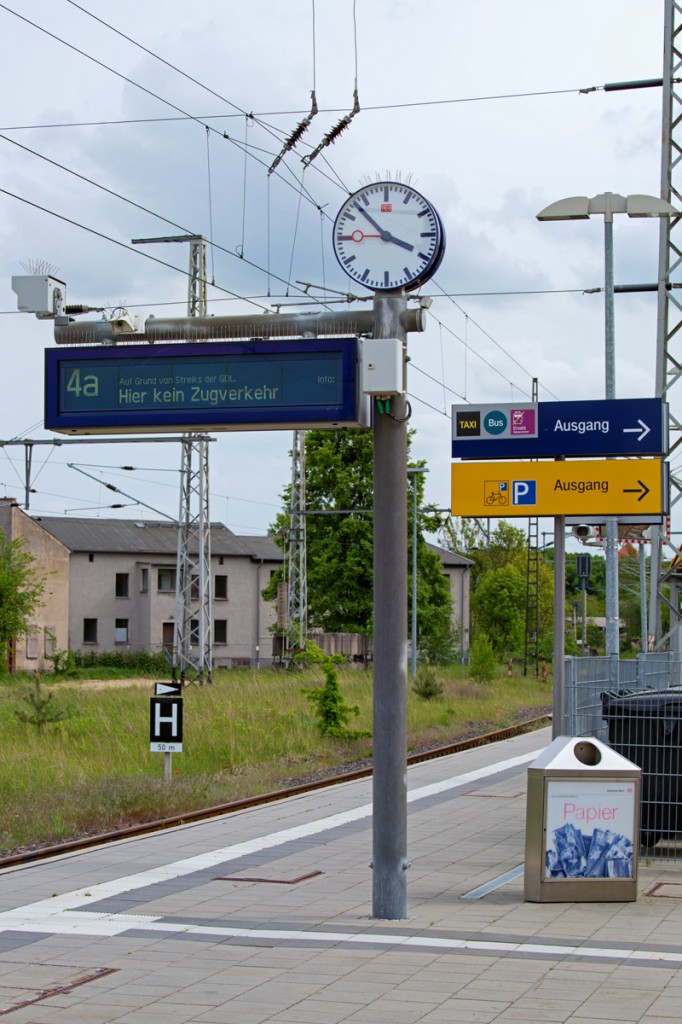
[
  {"left": 468, "top": 634, "right": 499, "bottom": 683},
  {"left": 411, "top": 666, "right": 444, "bottom": 701},
  {"left": 70, "top": 649, "right": 169, "bottom": 673},
  {"left": 297, "top": 641, "right": 371, "bottom": 740}
]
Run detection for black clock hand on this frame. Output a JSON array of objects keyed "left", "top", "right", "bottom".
[
  {"left": 383, "top": 233, "right": 415, "bottom": 252},
  {"left": 355, "top": 204, "right": 415, "bottom": 252}
]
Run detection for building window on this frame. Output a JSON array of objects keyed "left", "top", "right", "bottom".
[
  {"left": 83, "top": 618, "right": 98, "bottom": 644},
  {"left": 114, "top": 619, "right": 129, "bottom": 644},
  {"left": 162, "top": 621, "right": 175, "bottom": 650},
  {"left": 88, "top": 553, "right": 94, "bottom": 563},
  {"left": 190, "top": 575, "right": 200, "bottom": 600},
  {"left": 190, "top": 618, "right": 199, "bottom": 645},
  {"left": 214, "top": 619, "right": 227, "bottom": 645},
  {"left": 218, "top": 555, "right": 224, "bottom": 565},
  {"left": 115, "top": 572, "right": 129, "bottom": 598},
  {"left": 44, "top": 627, "right": 56, "bottom": 657},
  {"left": 26, "top": 629, "right": 40, "bottom": 660},
  {"left": 157, "top": 567, "right": 176, "bottom": 592},
  {"left": 140, "top": 567, "right": 149, "bottom": 593},
  {"left": 215, "top": 574, "right": 228, "bottom": 600}
]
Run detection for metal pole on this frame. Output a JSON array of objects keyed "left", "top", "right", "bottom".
[
  {"left": 372, "top": 290, "right": 408, "bottom": 920},
  {"left": 408, "top": 467, "right": 427, "bottom": 681},
  {"left": 639, "top": 541, "right": 648, "bottom": 654},
  {"left": 604, "top": 211, "right": 620, "bottom": 660},
  {"left": 411, "top": 472, "right": 418, "bottom": 681},
  {"left": 553, "top": 513, "right": 566, "bottom": 738}
]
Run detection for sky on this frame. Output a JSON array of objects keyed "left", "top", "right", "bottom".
[{"left": 0, "top": 0, "right": 673, "bottom": 544}]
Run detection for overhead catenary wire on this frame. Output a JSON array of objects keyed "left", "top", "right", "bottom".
[
  {"left": 0, "top": 132, "right": 336, "bottom": 310},
  {"left": 0, "top": 2, "right": 332, "bottom": 215},
  {"left": 0, "top": 186, "right": 273, "bottom": 313},
  {"left": 0, "top": 80, "right": 654, "bottom": 135}
]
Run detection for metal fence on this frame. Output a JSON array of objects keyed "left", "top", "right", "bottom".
[{"left": 565, "top": 653, "right": 682, "bottom": 858}]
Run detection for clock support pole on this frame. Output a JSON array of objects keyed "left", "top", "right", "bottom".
[{"left": 371, "top": 290, "right": 410, "bottom": 920}]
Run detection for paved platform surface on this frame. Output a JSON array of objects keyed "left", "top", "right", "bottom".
[{"left": 0, "top": 726, "right": 681, "bottom": 1023}]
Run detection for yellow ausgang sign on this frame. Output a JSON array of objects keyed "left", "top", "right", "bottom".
[{"left": 451, "top": 458, "right": 667, "bottom": 517}]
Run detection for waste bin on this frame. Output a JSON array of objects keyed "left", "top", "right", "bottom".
[
  {"left": 524, "top": 735, "right": 640, "bottom": 903},
  {"left": 601, "top": 690, "right": 682, "bottom": 849}
]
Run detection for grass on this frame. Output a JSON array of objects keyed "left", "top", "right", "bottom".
[{"left": 0, "top": 663, "right": 551, "bottom": 854}]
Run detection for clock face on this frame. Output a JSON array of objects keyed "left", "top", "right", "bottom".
[{"left": 333, "top": 182, "right": 445, "bottom": 292}]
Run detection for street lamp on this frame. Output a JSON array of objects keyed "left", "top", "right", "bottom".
[{"left": 537, "top": 192, "right": 677, "bottom": 660}]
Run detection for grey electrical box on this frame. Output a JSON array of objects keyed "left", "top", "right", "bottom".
[
  {"left": 361, "top": 337, "right": 404, "bottom": 396},
  {"left": 11, "top": 275, "right": 65, "bottom": 318}
]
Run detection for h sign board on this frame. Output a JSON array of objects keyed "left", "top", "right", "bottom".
[
  {"left": 150, "top": 697, "right": 183, "bottom": 753},
  {"left": 452, "top": 398, "right": 667, "bottom": 459},
  {"left": 451, "top": 458, "right": 668, "bottom": 518}
]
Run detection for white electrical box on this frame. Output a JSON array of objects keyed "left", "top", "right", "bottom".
[
  {"left": 11, "top": 275, "right": 66, "bottom": 318},
  {"left": 361, "top": 337, "right": 404, "bottom": 396}
]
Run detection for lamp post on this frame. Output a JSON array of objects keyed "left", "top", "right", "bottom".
[
  {"left": 408, "top": 467, "right": 428, "bottom": 680},
  {"left": 537, "top": 193, "right": 677, "bottom": 661}
]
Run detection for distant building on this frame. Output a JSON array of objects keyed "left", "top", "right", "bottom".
[
  {"left": 34, "top": 516, "right": 282, "bottom": 669},
  {"left": 0, "top": 499, "right": 70, "bottom": 672},
  {"left": 2, "top": 511, "right": 472, "bottom": 671},
  {"left": 427, "top": 542, "right": 473, "bottom": 660}
]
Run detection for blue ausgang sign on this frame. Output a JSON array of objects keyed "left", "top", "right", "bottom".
[
  {"left": 45, "top": 338, "right": 368, "bottom": 434},
  {"left": 452, "top": 398, "right": 667, "bottom": 459}
]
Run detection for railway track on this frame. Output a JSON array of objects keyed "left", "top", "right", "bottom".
[{"left": 0, "top": 713, "right": 550, "bottom": 871}]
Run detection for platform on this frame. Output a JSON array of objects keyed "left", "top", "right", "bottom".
[{"left": 1, "top": 726, "right": 681, "bottom": 1023}]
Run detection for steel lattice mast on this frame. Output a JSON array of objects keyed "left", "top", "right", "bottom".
[
  {"left": 650, "top": 0, "right": 682, "bottom": 647},
  {"left": 284, "top": 429, "right": 307, "bottom": 665},
  {"left": 170, "top": 236, "right": 212, "bottom": 684}
]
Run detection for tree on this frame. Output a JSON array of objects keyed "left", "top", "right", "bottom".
[
  {"left": 453, "top": 521, "right": 554, "bottom": 658},
  {"left": 0, "top": 532, "right": 46, "bottom": 671},
  {"left": 264, "top": 429, "right": 456, "bottom": 659}
]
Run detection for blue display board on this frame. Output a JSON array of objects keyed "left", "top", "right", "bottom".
[
  {"left": 45, "top": 338, "right": 368, "bottom": 434},
  {"left": 452, "top": 398, "right": 667, "bottom": 459}
]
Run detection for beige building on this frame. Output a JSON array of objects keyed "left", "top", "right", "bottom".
[
  {"left": 34, "top": 516, "right": 282, "bottom": 668},
  {"left": 2, "top": 510, "right": 472, "bottom": 671},
  {"left": 427, "top": 542, "right": 473, "bottom": 660},
  {"left": 0, "top": 499, "right": 70, "bottom": 672}
]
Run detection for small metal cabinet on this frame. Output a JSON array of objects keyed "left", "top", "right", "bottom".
[{"left": 524, "top": 736, "right": 641, "bottom": 903}]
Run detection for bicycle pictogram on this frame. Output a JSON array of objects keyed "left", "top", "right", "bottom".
[{"left": 483, "top": 480, "right": 509, "bottom": 506}]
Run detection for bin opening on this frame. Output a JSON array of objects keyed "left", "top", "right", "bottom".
[{"left": 573, "top": 740, "right": 602, "bottom": 766}]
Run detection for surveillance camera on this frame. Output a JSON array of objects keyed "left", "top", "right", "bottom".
[
  {"left": 572, "top": 524, "right": 596, "bottom": 543},
  {"left": 108, "top": 311, "right": 139, "bottom": 334}
]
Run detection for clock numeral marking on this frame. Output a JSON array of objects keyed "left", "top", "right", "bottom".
[
  {"left": 421, "top": 231, "right": 436, "bottom": 238},
  {"left": 361, "top": 268, "right": 370, "bottom": 282},
  {"left": 383, "top": 186, "right": 389, "bottom": 202},
  {"left": 343, "top": 255, "right": 356, "bottom": 265},
  {"left": 361, "top": 194, "right": 370, "bottom": 206},
  {"left": 403, "top": 266, "right": 412, "bottom": 279},
  {"left": 417, "top": 252, "right": 431, "bottom": 262},
  {"left": 384, "top": 271, "right": 390, "bottom": 288},
  {"left": 402, "top": 193, "right": 411, "bottom": 204},
  {"left": 417, "top": 209, "right": 429, "bottom": 218}
]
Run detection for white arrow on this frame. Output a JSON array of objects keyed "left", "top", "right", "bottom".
[{"left": 623, "top": 419, "right": 650, "bottom": 442}]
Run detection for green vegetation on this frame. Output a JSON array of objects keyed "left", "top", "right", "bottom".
[
  {"left": 0, "top": 532, "right": 46, "bottom": 670},
  {"left": 0, "top": 663, "right": 550, "bottom": 854},
  {"left": 263, "top": 429, "right": 458, "bottom": 661},
  {"left": 297, "top": 642, "right": 370, "bottom": 739}
]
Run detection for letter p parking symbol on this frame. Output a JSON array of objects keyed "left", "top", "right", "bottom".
[{"left": 512, "top": 479, "right": 536, "bottom": 506}]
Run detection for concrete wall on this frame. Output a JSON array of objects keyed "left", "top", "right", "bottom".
[
  {"left": 66, "top": 550, "right": 279, "bottom": 667},
  {"left": 0, "top": 501, "right": 70, "bottom": 672},
  {"left": 442, "top": 564, "right": 471, "bottom": 659}
]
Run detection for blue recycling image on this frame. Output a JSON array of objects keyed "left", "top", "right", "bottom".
[{"left": 545, "top": 823, "right": 633, "bottom": 879}]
